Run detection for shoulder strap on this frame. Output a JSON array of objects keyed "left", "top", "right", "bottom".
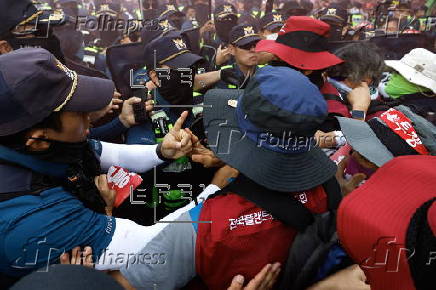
[
  {"left": 213, "top": 175, "right": 314, "bottom": 231},
  {"left": 0, "top": 146, "right": 68, "bottom": 178}
]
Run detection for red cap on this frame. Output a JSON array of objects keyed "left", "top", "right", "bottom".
[
  {"left": 338, "top": 155, "right": 436, "bottom": 290},
  {"left": 256, "top": 16, "right": 343, "bottom": 70}
]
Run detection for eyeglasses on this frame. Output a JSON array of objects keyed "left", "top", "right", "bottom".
[{"left": 236, "top": 41, "right": 259, "bottom": 51}]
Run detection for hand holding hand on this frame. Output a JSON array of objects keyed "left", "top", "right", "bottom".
[{"left": 161, "top": 111, "right": 193, "bottom": 159}]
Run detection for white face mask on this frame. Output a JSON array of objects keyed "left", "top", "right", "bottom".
[{"left": 266, "top": 33, "right": 278, "bottom": 40}]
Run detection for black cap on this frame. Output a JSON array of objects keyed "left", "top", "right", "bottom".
[
  {"left": 320, "top": 4, "right": 348, "bottom": 25},
  {"left": 11, "top": 265, "right": 123, "bottom": 290},
  {"left": 229, "top": 24, "right": 261, "bottom": 47},
  {"left": 282, "top": 1, "right": 307, "bottom": 17},
  {"left": 259, "top": 13, "right": 285, "bottom": 31},
  {"left": 58, "top": 0, "right": 77, "bottom": 4},
  {"left": 141, "top": 18, "right": 177, "bottom": 44},
  {"left": 158, "top": 3, "right": 185, "bottom": 20},
  {"left": 0, "top": 0, "right": 38, "bottom": 39},
  {"left": 214, "top": 2, "right": 238, "bottom": 20},
  {"left": 144, "top": 35, "right": 203, "bottom": 69},
  {"left": 96, "top": 3, "right": 120, "bottom": 17},
  {"left": 0, "top": 48, "right": 115, "bottom": 136}
]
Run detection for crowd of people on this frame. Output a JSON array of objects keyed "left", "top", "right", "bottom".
[{"left": 0, "top": 0, "right": 435, "bottom": 289}]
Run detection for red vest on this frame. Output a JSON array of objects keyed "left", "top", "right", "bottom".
[
  {"left": 195, "top": 186, "right": 328, "bottom": 290},
  {"left": 321, "top": 82, "right": 387, "bottom": 120},
  {"left": 321, "top": 82, "right": 351, "bottom": 118}
]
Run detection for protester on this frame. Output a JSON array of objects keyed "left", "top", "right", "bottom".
[
  {"left": 337, "top": 155, "right": 436, "bottom": 290},
  {"left": 1, "top": 1, "right": 436, "bottom": 289},
  {"left": 337, "top": 105, "right": 436, "bottom": 194},
  {"left": 256, "top": 16, "right": 344, "bottom": 85},
  {"left": 380, "top": 48, "right": 436, "bottom": 120},
  {"left": 119, "top": 65, "right": 342, "bottom": 290},
  {"left": 316, "top": 42, "right": 386, "bottom": 147}
]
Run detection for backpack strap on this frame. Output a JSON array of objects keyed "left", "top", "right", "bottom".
[{"left": 209, "top": 175, "right": 314, "bottom": 231}]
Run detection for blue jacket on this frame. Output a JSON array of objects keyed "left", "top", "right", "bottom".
[{"left": 0, "top": 146, "right": 115, "bottom": 277}]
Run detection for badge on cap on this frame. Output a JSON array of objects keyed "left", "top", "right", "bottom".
[
  {"left": 166, "top": 4, "right": 176, "bottom": 11},
  {"left": 223, "top": 5, "right": 233, "bottom": 13},
  {"left": 327, "top": 8, "right": 337, "bottom": 15},
  {"left": 173, "top": 38, "right": 187, "bottom": 50},
  {"left": 273, "top": 14, "right": 283, "bottom": 22},
  {"left": 159, "top": 19, "right": 173, "bottom": 31},
  {"left": 228, "top": 100, "right": 238, "bottom": 108},
  {"left": 244, "top": 26, "right": 255, "bottom": 36}
]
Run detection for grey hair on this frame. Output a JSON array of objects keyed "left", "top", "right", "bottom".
[{"left": 328, "top": 42, "right": 385, "bottom": 84}]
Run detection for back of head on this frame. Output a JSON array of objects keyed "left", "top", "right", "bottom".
[{"left": 329, "top": 42, "right": 385, "bottom": 85}]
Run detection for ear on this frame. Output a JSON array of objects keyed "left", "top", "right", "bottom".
[
  {"left": 25, "top": 129, "right": 51, "bottom": 151},
  {"left": 0, "top": 40, "right": 13, "bottom": 54}
]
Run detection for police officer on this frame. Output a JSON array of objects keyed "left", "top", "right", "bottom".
[
  {"left": 0, "top": 47, "right": 203, "bottom": 286},
  {"left": 281, "top": 1, "right": 308, "bottom": 18},
  {"left": 216, "top": 24, "right": 262, "bottom": 90},
  {"left": 157, "top": 3, "right": 186, "bottom": 31},
  {"left": 319, "top": 3, "right": 350, "bottom": 41},
  {"left": 0, "top": 0, "right": 66, "bottom": 62},
  {"left": 0, "top": 0, "right": 38, "bottom": 54},
  {"left": 200, "top": 2, "right": 239, "bottom": 70},
  {"left": 259, "top": 12, "right": 285, "bottom": 39}
]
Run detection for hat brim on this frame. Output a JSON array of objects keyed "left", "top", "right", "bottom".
[
  {"left": 160, "top": 10, "right": 185, "bottom": 20},
  {"left": 264, "top": 22, "right": 284, "bottom": 32},
  {"left": 320, "top": 15, "right": 345, "bottom": 25},
  {"left": 216, "top": 13, "right": 238, "bottom": 21},
  {"left": 337, "top": 117, "right": 394, "bottom": 167},
  {"left": 256, "top": 39, "right": 344, "bottom": 70},
  {"left": 203, "top": 89, "right": 337, "bottom": 192},
  {"left": 163, "top": 51, "right": 203, "bottom": 68},
  {"left": 385, "top": 60, "right": 436, "bottom": 94},
  {"left": 337, "top": 155, "right": 436, "bottom": 290},
  {"left": 234, "top": 35, "right": 262, "bottom": 47},
  {"left": 64, "top": 75, "right": 115, "bottom": 112}
]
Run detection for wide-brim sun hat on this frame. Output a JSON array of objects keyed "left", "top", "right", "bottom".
[
  {"left": 255, "top": 16, "right": 344, "bottom": 70},
  {"left": 385, "top": 48, "right": 436, "bottom": 94},
  {"left": 203, "top": 66, "right": 337, "bottom": 192}
]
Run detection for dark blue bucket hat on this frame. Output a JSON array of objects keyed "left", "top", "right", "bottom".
[{"left": 203, "top": 66, "right": 337, "bottom": 192}]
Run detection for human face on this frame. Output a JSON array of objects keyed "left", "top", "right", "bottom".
[
  {"left": 231, "top": 41, "right": 259, "bottom": 67},
  {"left": 25, "top": 111, "right": 91, "bottom": 151},
  {"left": 47, "top": 111, "right": 91, "bottom": 143},
  {"left": 186, "top": 8, "right": 196, "bottom": 19}
]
